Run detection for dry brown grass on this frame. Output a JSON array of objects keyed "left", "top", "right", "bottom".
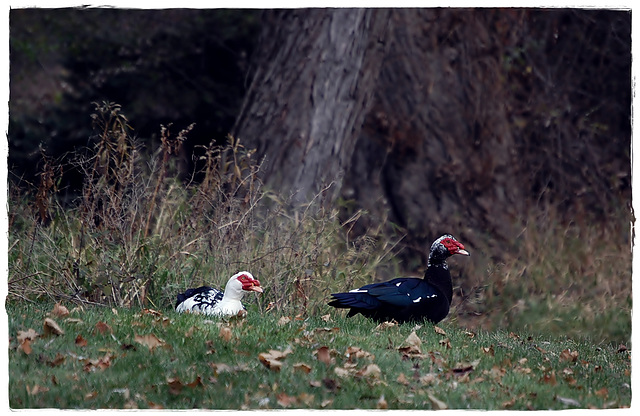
[
  {"left": 7, "top": 102, "right": 397, "bottom": 317},
  {"left": 7, "top": 102, "right": 631, "bottom": 344},
  {"left": 454, "top": 202, "right": 632, "bottom": 344}
]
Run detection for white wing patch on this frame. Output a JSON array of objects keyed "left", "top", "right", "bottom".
[
  {"left": 176, "top": 288, "right": 224, "bottom": 315},
  {"left": 349, "top": 288, "right": 369, "bottom": 293}
]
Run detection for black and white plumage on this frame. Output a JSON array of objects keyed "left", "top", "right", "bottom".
[
  {"left": 328, "top": 234, "right": 470, "bottom": 324},
  {"left": 175, "top": 271, "right": 263, "bottom": 317}
]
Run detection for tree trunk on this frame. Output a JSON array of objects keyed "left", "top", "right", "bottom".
[{"left": 231, "top": 9, "right": 391, "bottom": 205}]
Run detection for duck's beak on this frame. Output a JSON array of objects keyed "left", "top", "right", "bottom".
[
  {"left": 456, "top": 248, "right": 470, "bottom": 256},
  {"left": 249, "top": 280, "right": 263, "bottom": 293}
]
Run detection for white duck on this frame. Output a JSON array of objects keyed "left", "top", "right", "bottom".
[{"left": 175, "top": 271, "right": 263, "bottom": 317}]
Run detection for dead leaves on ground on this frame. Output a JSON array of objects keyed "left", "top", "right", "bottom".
[
  {"left": 134, "top": 333, "right": 168, "bottom": 351},
  {"left": 10, "top": 307, "right": 629, "bottom": 410},
  {"left": 258, "top": 346, "right": 294, "bottom": 372}
]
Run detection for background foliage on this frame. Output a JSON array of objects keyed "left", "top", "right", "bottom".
[{"left": 7, "top": 8, "right": 632, "bottom": 346}]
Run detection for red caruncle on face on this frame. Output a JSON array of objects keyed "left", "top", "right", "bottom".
[{"left": 441, "top": 237, "right": 465, "bottom": 255}]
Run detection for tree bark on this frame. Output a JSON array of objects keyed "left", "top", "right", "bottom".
[
  {"left": 343, "top": 9, "right": 523, "bottom": 259},
  {"left": 231, "top": 9, "right": 391, "bottom": 205}
]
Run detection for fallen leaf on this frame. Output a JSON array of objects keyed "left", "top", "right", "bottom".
[
  {"left": 484, "top": 365, "right": 506, "bottom": 382},
  {"left": 147, "top": 401, "right": 164, "bottom": 409},
  {"left": 258, "top": 356, "right": 282, "bottom": 372},
  {"left": 534, "top": 345, "right": 547, "bottom": 354},
  {"left": 439, "top": 338, "right": 452, "bottom": 349},
  {"left": 134, "top": 333, "right": 166, "bottom": 351},
  {"left": 320, "top": 399, "right": 333, "bottom": 407},
  {"left": 167, "top": 377, "right": 183, "bottom": 395},
  {"left": 452, "top": 360, "right": 477, "bottom": 375},
  {"left": 428, "top": 393, "right": 448, "bottom": 409},
  {"left": 321, "top": 314, "right": 331, "bottom": 322},
  {"left": 277, "top": 316, "right": 292, "bottom": 326},
  {"left": 315, "top": 346, "right": 334, "bottom": 365},
  {"left": 94, "top": 321, "right": 112, "bottom": 335},
  {"left": 27, "top": 384, "right": 49, "bottom": 396},
  {"left": 298, "top": 392, "right": 315, "bottom": 406},
  {"left": 75, "top": 334, "right": 88, "bottom": 347},
  {"left": 43, "top": 318, "right": 64, "bottom": 336},
  {"left": 50, "top": 303, "right": 70, "bottom": 318},
  {"left": 398, "top": 331, "right": 422, "bottom": 356},
  {"left": 374, "top": 321, "right": 397, "bottom": 331},
  {"left": 210, "top": 362, "right": 249, "bottom": 374},
  {"left": 156, "top": 316, "right": 171, "bottom": 327},
  {"left": 457, "top": 372, "right": 471, "bottom": 383},
  {"left": 482, "top": 345, "right": 495, "bottom": 356},
  {"left": 276, "top": 392, "right": 297, "bottom": 407},
  {"left": 396, "top": 372, "right": 410, "bottom": 385},
  {"left": 219, "top": 325, "right": 232, "bottom": 342},
  {"left": 47, "top": 352, "right": 65, "bottom": 367},
  {"left": 345, "top": 346, "right": 374, "bottom": 361},
  {"left": 595, "top": 387, "right": 608, "bottom": 399},
  {"left": 262, "top": 346, "right": 293, "bottom": 361},
  {"left": 560, "top": 348, "right": 579, "bottom": 362},
  {"left": 314, "top": 327, "right": 340, "bottom": 334},
  {"left": 617, "top": 344, "right": 628, "bottom": 353},
  {"left": 428, "top": 351, "right": 446, "bottom": 369},
  {"left": 19, "top": 339, "right": 32, "bottom": 355},
  {"left": 258, "top": 348, "right": 293, "bottom": 372},
  {"left": 434, "top": 326, "right": 447, "bottom": 336},
  {"left": 419, "top": 373, "right": 438, "bottom": 385},
  {"left": 322, "top": 378, "right": 340, "bottom": 392},
  {"left": 187, "top": 376, "right": 203, "bottom": 388},
  {"left": 293, "top": 363, "right": 312, "bottom": 374},
  {"left": 17, "top": 328, "right": 39, "bottom": 343},
  {"left": 377, "top": 394, "right": 388, "bottom": 409},
  {"left": 541, "top": 371, "right": 557, "bottom": 385},
  {"left": 142, "top": 308, "right": 163, "bottom": 316},
  {"left": 502, "top": 397, "right": 517, "bottom": 408},
  {"left": 83, "top": 352, "right": 113, "bottom": 372},
  {"left": 84, "top": 391, "right": 98, "bottom": 400},
  {"left": 357, "top": 363, "right": 382, "bottom": 379},
  {"left": 564, "top": 375, "right": 578, "bottom": 386},
  {"left": 514, "top": 364, "right": 532, "bottom": 375},
  {"left": 334, "top": 367, "right": 351, "bottom": 378}
]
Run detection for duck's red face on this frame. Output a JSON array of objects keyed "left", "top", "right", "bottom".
[
  {"left": 441, "top": 237, "right": 470, "bottom": 256},
  {"left": 237, "top": 273, "right": 263, "bottom": 293}
]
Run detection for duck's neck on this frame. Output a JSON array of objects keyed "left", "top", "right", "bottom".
[{"left": 424, "top": 262, "right": 453, "bottom": 304}]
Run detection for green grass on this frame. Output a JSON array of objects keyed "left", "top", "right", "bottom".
[
  {"left": 7, "top": 300, "right": 631, "bottom": 409},
  {"left": 6, "top": 103, "right": 632, "bottom": 410}
]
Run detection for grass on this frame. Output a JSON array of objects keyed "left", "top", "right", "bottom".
[
  {"left": 8, "top": 102, "right": 395, "bottom": 318},
  {"left": 6, "top": 102, "right": 632, "bottom": 409},
  {"left": 6, "top": 299, "right": 631, "bottom": 409},
  {"left": 452, "top": 203, "right": 632, "bottom": 345}
]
